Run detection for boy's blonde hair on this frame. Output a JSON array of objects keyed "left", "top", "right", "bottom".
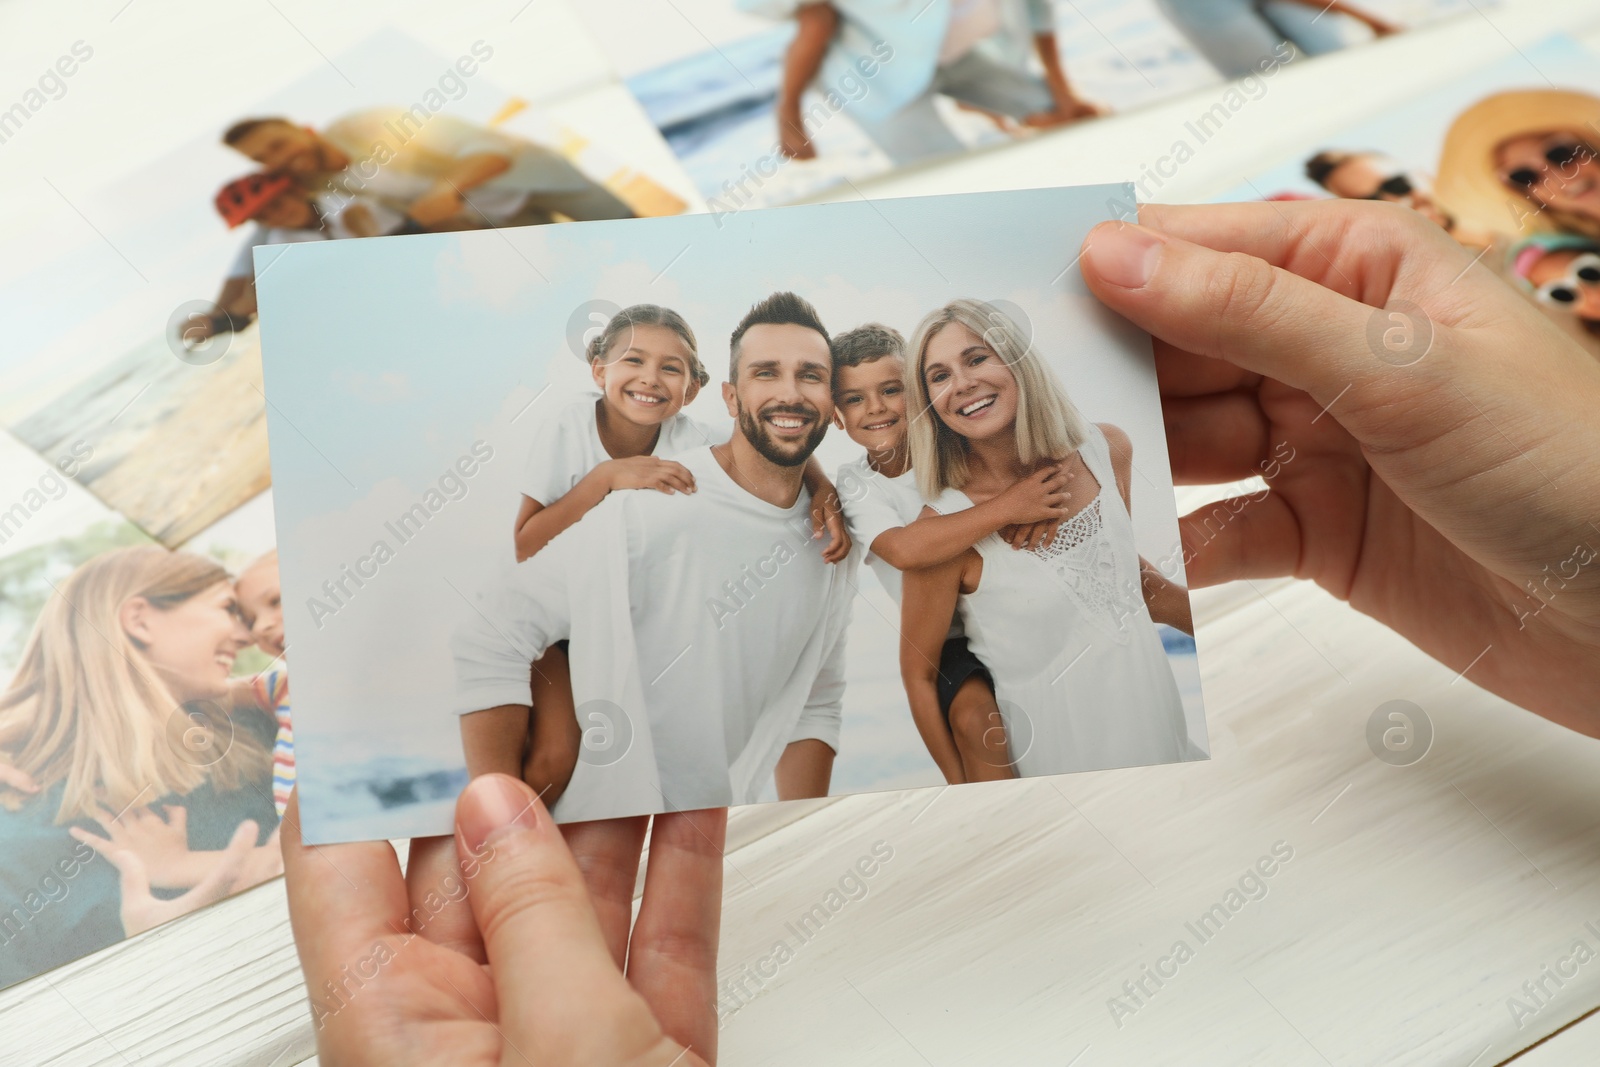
[
  {"left": 905, "top": 299, "right": 1091, "bottom": 500},
  {"left": 0, "top": 546, "right": 269, "bottom": 823},
  {"left": 588, "top": 304, "right": 709, "bottom": 387}
]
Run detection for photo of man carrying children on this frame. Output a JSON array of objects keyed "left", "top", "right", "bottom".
[{"left": 454, "top": 293, "right": 1202, "bottom": 823}]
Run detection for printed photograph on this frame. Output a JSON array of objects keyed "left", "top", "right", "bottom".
[
  {"left": 0, "top": 428, "right": 286, "bottom": 993},
  {"left": 0, "top": 28, "right": 690, "bottom": 550},
  {"left": 255, "top": 185, "right": 1209, "bottom": 843},
  {"left": 1217, "top": 34, "right": 1600, "bottom": 358},
  {"left": 575, "top": 0, "right": 1485, "bottom": 211}
]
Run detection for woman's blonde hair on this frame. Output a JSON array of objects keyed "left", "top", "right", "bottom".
[
  {"left": 0, "top": 546, "right": 268, "bottom": 823},
  {"left": 905, "top": 299, "right": 1091, "bottom": 500},
  {"left": 588, "top": 304, "right": 709, "bottom": 387}
]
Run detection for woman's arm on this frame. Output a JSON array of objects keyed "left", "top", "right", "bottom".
[
  {"left": 776, "top": 3, "right": 838, "bottom": 160},
  {"left": 1100, "top": 422, "right": 1195, "bottom": 633},
  {"left": 900, "top": 555, "right": 975, "bottom": 784}
]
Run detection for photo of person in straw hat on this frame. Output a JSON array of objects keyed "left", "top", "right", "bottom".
[{"left": 1435, "top": 88, "right": 1600, "bottom": 241}]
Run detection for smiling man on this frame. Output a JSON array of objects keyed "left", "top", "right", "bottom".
[{"left": 452, "top": 292, "right": 857, "bottom": 820}]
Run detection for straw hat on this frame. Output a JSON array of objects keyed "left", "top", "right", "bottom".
[{"left": 1435, "top": 89, "right": 1600, "bottom": 239}]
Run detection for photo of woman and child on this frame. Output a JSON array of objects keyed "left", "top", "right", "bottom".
[
  {"left": 1249, "top": 38, "right": 1600, "bottom": 355},
  {"left": 454, "top": 293, "right": 1198, "bottom": 819},
  {"left": 0, "top": 542, "right": 291, "bottom": 991}
]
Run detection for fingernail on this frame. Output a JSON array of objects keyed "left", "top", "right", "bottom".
[
  {"left": 459, "top": 774, "right": 542, "bottom": 852},
  {"left": 1087, "top": 222, "right": 1164, "bottom": 289}
]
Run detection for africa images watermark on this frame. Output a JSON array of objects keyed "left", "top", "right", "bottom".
[
  {"left": 1127, "top": 41, "right": 1298, "bottom": 206},
  {"left": 707, "top": 510, "right": 821, "bottom": 631},
  {"left": 707, "top": 39, "right": 895, "bottom": 226},
  {"left": 0, "top": 439, "right": 94, "bottom": 549},
  {"left": 1505, "top": 917, "right": 1600, "bottom": 1031},
  {"left": 0, "top": 839, "right": 99, "bottom": 954},
  {"left": 716, "top": 839, "right": 896, "bottom": 1027},
  {"left": 1107, "top": 840, "right": 1296, "bottom": 1028},
  {"left": 305, "top": 440, "right": 495, "bottom": 630},
  {"left": 0, "top": 40, "right": 94, "bottom": 147},
  {"left": 308, "top": 835, "right": 499, "bottom": 1029}
]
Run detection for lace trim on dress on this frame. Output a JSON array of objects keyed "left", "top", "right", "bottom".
[{"left": 1030, "top": 493, "right": 1137, "bottom": 645}]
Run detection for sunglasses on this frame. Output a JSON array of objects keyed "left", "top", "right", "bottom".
[
  {"left": 1502, "top": 140, "right": 1597, "bottom": 190},
  {"left": 1363, "top": 174, "right": 1417, "bottom": 200},
  {"left": 1534, "top": 252, "right": 1600, "bottom": 306}
]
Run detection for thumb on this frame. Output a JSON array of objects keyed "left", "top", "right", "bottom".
[
  {"left": 1080, "top": 219, "right": 1441, "bottom": 448},
  {"left": 454, "top": 774, "right": 634, "bottom": 1055}
]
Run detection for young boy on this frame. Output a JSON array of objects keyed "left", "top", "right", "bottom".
[
  {"left": 461, "top": 304, "right": 851, "bottom": 805},
  {"left": 830, "top": 323, "right": 1072, "bottom": 783},
  {"left": 235, "top": 549, "right": 293, "bottom": 817}
]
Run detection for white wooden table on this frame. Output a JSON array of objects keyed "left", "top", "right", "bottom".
[{"left": 4, "top": 0, "right": 1600, "bottom": 1062}]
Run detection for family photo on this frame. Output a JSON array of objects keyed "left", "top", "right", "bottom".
[
  {"left": 0, "top": 433, "right": 286, "bottom": 992},
  {"left": 578, "top": 0, "right": 1480, "bottom": 210},
  {"left": 255, "top": 184, "right": 1207, "bottom": 841},
  {"left": 0, "top": 29, "right": 690, "bottom": 549},
  {"left": 1230, "top": 34, "right": 1600, "bottom": 358}
]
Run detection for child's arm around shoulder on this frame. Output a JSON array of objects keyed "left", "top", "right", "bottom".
[
  {"left": 513, "top": 457, "right": 695, "bottom": 562},
  {"left": 870, "top": 464, "right": 1074, "bottom": 571}
]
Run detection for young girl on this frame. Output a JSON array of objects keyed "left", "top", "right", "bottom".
[{"left": 461, "top": 304, "right": 850, "bottom": 803}]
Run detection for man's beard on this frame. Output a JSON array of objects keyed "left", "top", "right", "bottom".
[{"left": 737, "top": 401, "right": 827, "bottom": 467}]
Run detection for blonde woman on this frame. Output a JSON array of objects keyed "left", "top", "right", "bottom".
[
  {"left": 899, "top": 300, "right": 1192, "bottom": 779},
  {"left": 0, "top": 546, "right": 281, "bottom": 989}
]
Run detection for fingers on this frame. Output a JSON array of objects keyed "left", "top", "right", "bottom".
[
  {"left": 1177, "top": 492, "right": 1304, "bottom": 587},
  {"left": 1081, "top": 215, "right": 1451, "bottom": 452},
  {"left": 1155, "top": 339, "right": 1263, "bottom": 398},
  {"left": 562, "top": 815, "right": 650, "bottom": 969},
  {"left": 454, "top": 774, "right": 644, "bottom": 1060},
  {"left": 405, "top": 835, "right": 486, "bottom": 962},
  {"left": 656, "top": 461, "right": 696, "bottom": 494},
  {"left": 0, "top": 762, "right": 40, "bottom": 793},
  {"left": 68, "top": 826, "right": 116, "bottom": 858},
  {"left": 281, "top": 791, "right": 413, "bottom": 993},
  {"left": 629, "top": 808, "right": 726, "bottom": 1060},
  {"left": 821, "top": 512, "right": 851, "bottom": 564},
  {"left": 1162, "top": 392, "right": 1271, "bottom": 485}
]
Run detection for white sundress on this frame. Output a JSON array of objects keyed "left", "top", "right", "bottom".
[{"left": 929, "top": 424, "right": 1189, "bottom": 777}]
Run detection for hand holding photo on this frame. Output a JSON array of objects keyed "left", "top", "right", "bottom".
[{"left": 255, "top": 185, "right": 1208, "bottom": 842}]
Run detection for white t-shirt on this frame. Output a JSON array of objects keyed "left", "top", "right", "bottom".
[
  {"left": 224, "top": 196, "right": 406, "bottom": 279},
  {"left": 836, "top": 455, "right": 962, "bottom": 640},
  {"left": 321, "top": 109, "right": 600, "bottom": 226},
  {"left": 939, "top": 0, "right": 1003, "bottom": 63},
  {"left": 835, "top": 456, "right": 923, "bottom": 605},
  {"left": 315, "top": 192, "right": 406, "bottom": 239},
  {"left": 520, "top": 393, "right": 713, "bottom": 506},
  {"left": 455, "top": 446, "right": 856, "bottom": 819}
]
